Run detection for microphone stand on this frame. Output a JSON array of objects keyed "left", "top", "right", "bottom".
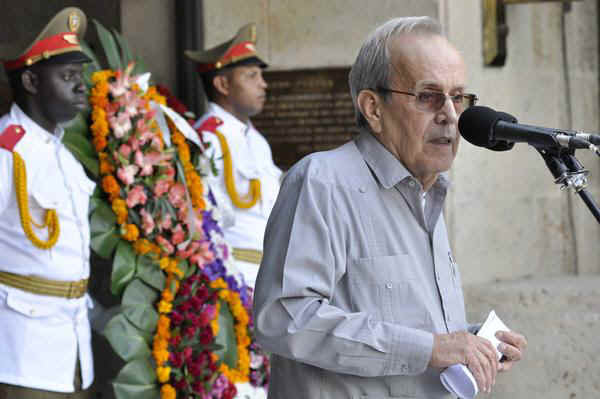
[{"left": 536, "top": 147, "right": 600, "bottom": 224}]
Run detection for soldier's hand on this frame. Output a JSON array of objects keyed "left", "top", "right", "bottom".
[{"left": 429, "top": 331, "right": 499, "bottom": 394}]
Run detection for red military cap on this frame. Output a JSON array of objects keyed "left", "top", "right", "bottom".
[
  {"left": 1, "top": 7, "right": 91, "bottom": 72},
  {"left": 185, "top": 23, "right": 268, "bottom": 74}
]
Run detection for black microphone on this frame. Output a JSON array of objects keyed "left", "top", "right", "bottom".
[
  {"left": 459, "top": 106, "right": 590, "bottom": 150},
  {"left": 487, "top": 111, "right": 516, "bottom": 152}
]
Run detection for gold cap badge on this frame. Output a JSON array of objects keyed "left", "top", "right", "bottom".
[{"left": 68, "top": 12, "right": 80, "bottom": 32}]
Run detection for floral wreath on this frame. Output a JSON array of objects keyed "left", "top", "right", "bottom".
[{"left": 64, "top": 22, "right": 269, "bottom": 399}]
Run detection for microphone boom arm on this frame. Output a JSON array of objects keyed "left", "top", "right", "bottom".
[{"left": 536, "top": 147, "right": 600, "bottom": 224}]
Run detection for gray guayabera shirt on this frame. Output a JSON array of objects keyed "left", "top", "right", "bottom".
[{"left": 254, "top": 131, "right": 469, "bottom": 399}]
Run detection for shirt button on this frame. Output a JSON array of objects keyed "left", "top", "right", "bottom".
[
  {"left": 386, "top": 282, "right": 393, "bottom": 289},
  {"left": 358, "top": 187, "right": 366, "bottom": 193},
  {"left": 29, "top": 309, "right": 35, "bottom": 316},
  {"left": 446, "top": 314, "right": 452, "bottom": 322},
  {"left": 408, "top": 181, "right": 415, "bottom": 187}
]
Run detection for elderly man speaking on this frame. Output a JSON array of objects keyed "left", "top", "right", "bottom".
[{"left": 253, "top": 16, "right": 527, "bottom": 399}]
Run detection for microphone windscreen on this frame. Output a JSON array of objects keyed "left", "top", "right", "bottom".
[
  {"left": 488, "top": 111, "right": 517, "bottom": 152},
  {"left": 458, "top": 106, "right": 499, "bottom": 148}
]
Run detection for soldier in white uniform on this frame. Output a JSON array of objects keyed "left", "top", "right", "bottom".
[
  {"left": 0, "top": 8, "right": 95, "bottom": 399},
  {"left": 186, "top": 23, "right": 281, "bottom": 289}
]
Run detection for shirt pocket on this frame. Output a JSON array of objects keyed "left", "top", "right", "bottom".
[
  {"left": 4, "top": 289, "right": 60, "bottom": 322},
  {"left": 347, "top": 254, "right": 430, "bottom": 328},
  {"left": 29, "top": 176, "right": 69, "bottom": 228}
]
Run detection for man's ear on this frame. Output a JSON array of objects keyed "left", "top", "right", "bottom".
[
  {"left": 21, "top": 70, "right": 39, "bottom": 95},
  {"left": 212, "top": 74, "right": 230, "bottom": 97},
  {"left": 357, "top": 89, "right": 383, "bottom": 134}
]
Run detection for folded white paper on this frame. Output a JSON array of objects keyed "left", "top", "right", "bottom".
[{"left": 440, "top": 310, "right": 510, "bottom": 399}]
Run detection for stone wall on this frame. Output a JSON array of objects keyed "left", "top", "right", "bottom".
[{"left": 111, "top": 1, "right": 600, "bottom": 397}]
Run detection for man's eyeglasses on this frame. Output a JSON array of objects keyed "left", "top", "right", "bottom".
[{"left": 375, "top": 87, "right": 478, "bottom": 113}]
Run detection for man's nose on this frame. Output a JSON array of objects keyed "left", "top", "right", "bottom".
[
  {"left": 436, "top": 97, "right": 459, "bottom": 125},
  {"left": 74, "top": 76, "right": 86, "bottom": 94}
]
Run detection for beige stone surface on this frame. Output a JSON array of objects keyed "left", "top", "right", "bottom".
[
  {"left": 120, "top": 0, "right": 177, "bottom": 91},
  {"left": 464, "top": 276, "right": 600, "bottom": 398},
  {"left": 445, "top": 0, "right": 600, "bottom": 283},
  {"left": 204, "top": 0, "right": 438, "bottom": 70}
]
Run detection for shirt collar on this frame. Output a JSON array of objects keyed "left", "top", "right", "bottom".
[
  {"left": 208, "top": 102, "right": 253, "bottom": 135},
  {"left": 10, "top": 103, "right": 64, "bottom": 143},
  {"left": 355, "top": 130, "right": 450, "bottom": 192}
]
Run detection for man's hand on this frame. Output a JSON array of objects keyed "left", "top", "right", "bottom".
[
  {"left": 496, "top": 330, "right": 527, "bottom": 372},
  {"left": 430, "top": 331, "right": 499, "bottom": 393}
]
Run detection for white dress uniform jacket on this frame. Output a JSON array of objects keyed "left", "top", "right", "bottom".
[
  {"left": 194, "top": 102, "right": 281, "bottom": 288},
  {"left": 0, "top": 104, "right": 95, "bottom": 392}
]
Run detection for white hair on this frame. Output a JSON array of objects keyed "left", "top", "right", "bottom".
[{"left": 348, "top": 16, "right": 443, "bottom": 130}]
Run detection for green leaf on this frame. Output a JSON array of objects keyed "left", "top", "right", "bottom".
[
  {"left": 122, "top": 279, "right": 159, "bottom": 332},
  {"left": 91, "top": 202, "right": 119, "bottom": 259},
  {"left": 136, "top": 255, "right": 166, "bottom": 291},
  {"left": 112, "top": 29, "right": 134, "bottom": 67},
  {"left": 132, "top": 56, "right": 148, "bottom": 77},
  {"left": 111, "top": 241, "right": 137, "bottom": 296},
  {"left": 80, "top": 40, "right": 102, "bottom": 72},
  {"left": 214, "top": 299, "right": 238, "bottom": 369},
  {"left": 113, "top": 358, "right": 159, "bottom": 399},
  {"left": 63, "top": 123, "right": 99, "bottom": 177},
  {"left": 89, "top": 197, "right": 103, "bottom": 215},
  {"left": 178, "top": 259, "right": 193, "bottom": 279},
  {"left": 104, "top": 313, "right": 151, "bottom": 362},
  {"left": 94, "top": 19, "right": 123, "bottom": 71}
]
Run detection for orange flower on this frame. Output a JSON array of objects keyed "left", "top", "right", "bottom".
[
  {"left": 91, "top": 118, "right": 109, "bottom": 138},
  {"left": 161, "top": 288, "right": 174, "bottom": 302},
  {"left": 122, "top": 224, "right": 139, "bottom": 241},
  {"left": 156, "top": 315, "right": 171, "bottom": 338},
  {"left": 91, "top": 70, "right": 114, "bottom": 84},
  {"left": 101, "top": 175, "right": 120, "bottom": 200},
  {"left": 157, "top": 299, "right": 172, "bottom": 314},
  {"left": 156, "top": 366, "right": 171, "bottom": 383},
  {"left": 160, "top": 384, "right": 176, "bottom": 399},
  {"left": 153, "top": 347, "right": 169, "bottom": 365},
  {"left": 133, "top": 238, "right": 153, "bottom": 255},
  {"left": 111, "top": 198, "right": 128, "bottom": 224},
  {"left": 98, "top": 152, "right": 114, "bottom": 175},
  {"left": 93, "top": 135, "right": 107, "bottom": 152}
]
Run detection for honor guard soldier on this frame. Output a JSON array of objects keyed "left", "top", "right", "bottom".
[
  {"left": 0, "top": 7, "right": 96, "bottom": 398},
  {"left": 186, "top": 23, "right": 281, "bottom": 290}
]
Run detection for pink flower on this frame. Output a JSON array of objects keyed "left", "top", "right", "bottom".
[
  {"left": 127, "top": 135, "right": 140, "bottom": 152},
  {"left": 168, "top": 183, "right": 186, "bottom": 209},
  {"left": 140, "top": 208, "right": 155, "bottom": 235},
  {"left": 122, "top": 91, "right": 141, "bottom": 117},
  {"left": 150, "top": 136, "right": 162, "bottom": 150},
  {"left": 136, "top": 119, "right": 153, "bottom": 144},
  {"left": 165, "top": 165, "right": 175, "bottom": 180},
  {"left": 160, "top": 212, "right": 173, "bottom": 231},
  {"left": 109, "top": 63, "right": 134, "bottom": 97},
  {"left": 153, "top": 179, "right": 171, "bottom": 197},
  {"left": 116, "top": 164, "right": 139, "bottom": 185},
  {"left": 156, "top": 234, "right": 174, "bottom": 255},
  {"left": 134, "top": 150, "right": 153, "bottom": 176},
  {"left": 108, "top": 112, "right": 132, "bottom": 139},
  {"left": 170, "top": 223, "right": 186, "bottom": 245},
  {"left": 118, "top": 144, "right": 132, "bottom": 159},
  {"left": 126, "top": 185, "right": 147, "bottom": 208},
  {"left": 176, "top": 241, "right": 200, "bottom": 260},
  {"left": 145, "top": 151, "right": 173, "bottom": 165},
  {"left": 177, "top": 206, "right": 188, "bottom": 223},
  {"left": 189, "top": 242, "right": 214, "bottom": 268}
]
